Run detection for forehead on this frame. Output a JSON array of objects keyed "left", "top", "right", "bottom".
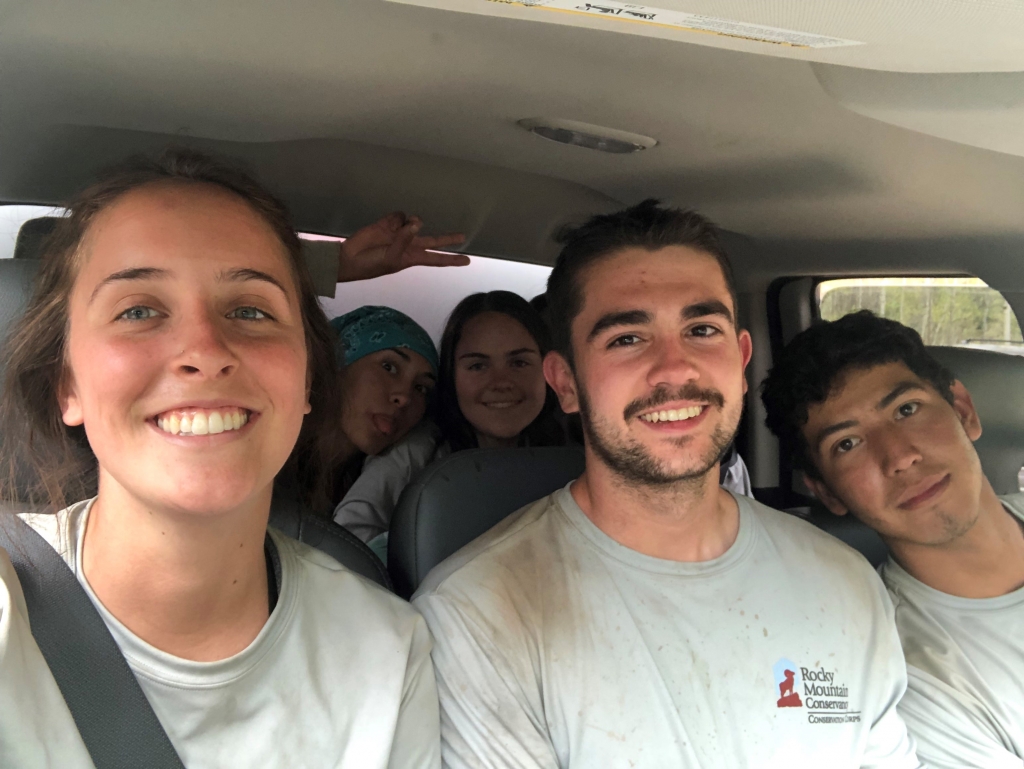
[
  {"left": 457, "top": 311, "right": 535, "bottom": 351},
  {"left": 803, "top": 361, "right": 925, "bottom": 430},
  {"left": 79, "top": 182, "right": 291, "bottom": 281},
  {"left": 577, "top": 246, "right": 731, "bottom": 320}
]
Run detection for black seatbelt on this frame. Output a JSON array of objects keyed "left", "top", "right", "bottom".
[{"left": 0, "top": 513, "right": 185, "bottom": 769}]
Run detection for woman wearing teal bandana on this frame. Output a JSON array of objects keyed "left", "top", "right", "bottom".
[{"left": 328, "top": 307, "right": 445, "bottom": 556}]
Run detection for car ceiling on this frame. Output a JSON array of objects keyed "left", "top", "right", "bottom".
[{"left": 2, "top": 0, "right": 1024, "bottom": 291}]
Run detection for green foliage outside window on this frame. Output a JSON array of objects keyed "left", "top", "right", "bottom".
[{"left": 818, "top": 278, "right": 1023, "bottom": 350}]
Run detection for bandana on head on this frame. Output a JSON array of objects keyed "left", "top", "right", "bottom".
[{"left": 329, "top": 306, "right": 438, "bottom": 375}]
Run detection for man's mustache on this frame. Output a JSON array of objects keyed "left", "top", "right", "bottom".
[{"left": 623, "top": 384, "right": 726, "bottom": 421}]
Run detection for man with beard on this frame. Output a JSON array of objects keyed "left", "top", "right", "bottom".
[{"left": 412, "top": 201, "right": 922, "bottom": 768}]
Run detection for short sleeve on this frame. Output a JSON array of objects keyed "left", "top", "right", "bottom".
[
  {"left": 413, "top": 592, "right": 560, "bottom": 769},
  {"left": 898, "top": 669, "right": 1023, "bottom": 769},
  {"left": 387, "top": 615, "right": 442, "bottom": 769},
  {"left": 0, "top": 548, "right": 96, "bottom": 768}
]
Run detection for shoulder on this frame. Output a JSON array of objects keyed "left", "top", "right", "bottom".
[
  {"left": 273, "top": 531, "right": 426, "bottom": 638},
  {"left": 413, "top": 492, "right": 560, "bottom": 601},
  {"left": 742, "top": 497, "right": 887, "bottom": 588},
  {"left": 999, "top": 492, "right": 1024, "bottom": 521}
]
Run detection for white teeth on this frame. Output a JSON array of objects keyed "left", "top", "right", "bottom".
[
  {"left": 155, "top": 409, "right": 249, "bottom": 436},
  {"left": 640, "top": 405, "right": 704, "bottom": 423}
]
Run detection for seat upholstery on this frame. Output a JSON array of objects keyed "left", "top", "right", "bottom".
[
  {"left": 389, "top": 446, "right": 586, "bottom": 598},
  {"left": 927, "top": 345, "right": 1024, "bottom": 495},
  {"left": 0, "top": 256, "right": 391, "bottom": 589}
]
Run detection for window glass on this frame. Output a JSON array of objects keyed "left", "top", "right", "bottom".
[
  {"left": 817, "top": 277, "right": 1024, "bottom": 356},
  {"left": 304, "top": 234, "right": 552, "bottom": 344}
]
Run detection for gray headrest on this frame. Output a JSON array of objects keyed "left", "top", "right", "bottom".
[
  {"left": 389, "top": 446, "right": 585, "bottom": 598},
  {"left": 0, "top": 259, "right": 41, "bottom": 381},
  {"left": 14, "top": 217, "right": 60, "bottom": 260},
  {"left": 927, "top": 345, "right": 1024, "bottom": 495}
]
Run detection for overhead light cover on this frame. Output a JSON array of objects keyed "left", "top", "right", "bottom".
[{"left": 518, "top": 118, "right": 657, "bottom": 154}]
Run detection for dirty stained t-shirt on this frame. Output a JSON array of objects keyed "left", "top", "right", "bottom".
[{"left": 413, "top": 486, "right": 922, "bottom": 769}]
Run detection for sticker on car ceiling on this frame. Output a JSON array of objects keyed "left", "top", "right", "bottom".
[{"left": 485, "top": 0, "right": 863, "bottom": 48}]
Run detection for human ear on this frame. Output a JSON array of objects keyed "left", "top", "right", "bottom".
[
  {"left": 59, "top": 374, "right": 84, "bottom": 427},
  {"left": 804, "top": 474, "right": 850, "bottom": 517},
  {"left": 738, "top": 329, "right": 753, "bottom": 394},
  {"left": 543, "top": 351, "right": 579, "bottom": 415},
  {"left": 949, "top": 380, "right": 982, "bottom": 442}
]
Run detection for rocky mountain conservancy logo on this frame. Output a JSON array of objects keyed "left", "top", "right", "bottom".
[
  {"left": 772, "top": 658, "right": 861, "bottom": 724},
  {"left": 773, "top": 658, "right": 803, "bottom": 707}
]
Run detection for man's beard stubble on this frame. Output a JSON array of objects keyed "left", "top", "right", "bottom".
[{"left": 577, "top": 381, "right": 740, "bottom": 489}]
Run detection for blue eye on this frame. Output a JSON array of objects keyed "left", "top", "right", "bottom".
[
  {"left": 118, "top": 306, "right": 159, "bottom": 321},
  {"left": 229, "top": 306, "right": 267, "bottom": 320}
]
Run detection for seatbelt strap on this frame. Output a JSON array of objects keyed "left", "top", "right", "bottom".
[{"left": 0, "top": 513, "right": 186, "bottom": 769}]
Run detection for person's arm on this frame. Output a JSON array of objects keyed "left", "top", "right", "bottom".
[
  {"left": 860, "top": 585, "right": 925, "bottom": 769},
  {"left": 303, "top": 213, "right": 467, "bottom": 297},
  {"left": 333, "top": 424, "right": 440, "bottom": 542},
  {"left": 0, "top": 549, "right": 96, "bottom": 768},
  {"left": 897, "top": 670, "right": 1023, "bottom": 769},
  {"left": 387, "top": 616, "right": 442, "bottom": 769},
  {"left": 413, "top": 592, "right": 560, "bottom": 769}
]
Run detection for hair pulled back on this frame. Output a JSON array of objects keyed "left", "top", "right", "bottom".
[
  {"left": 436, "top": 290, "right": 565, "bottom": 451},
  {"left": 0, "top": 147, "right": 339, "bottom": 512}
]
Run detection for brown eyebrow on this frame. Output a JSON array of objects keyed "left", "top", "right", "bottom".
[
  {"left": 458, "top": 352, "right": 490, "bottom": 361},
  {"left": 89, "top": 267, "right": 169, "bottom": 304},
  {"left": 219, "top": 267, "right": 289, "bottom": 298},
  {"left": 89, "top": 265, "right": 290, "bottom": 305},
  {"left": 878, "top": 381, "right": 925, "bottom": 409},
  {"left": 682, "top": 299, "right": 734, "bottom": 325},
  {"left": 506, "top": 347, "right": 539, "bottom": 357},
  {"left": 587, "top": 310, "right": 652, "bottom": 342}
]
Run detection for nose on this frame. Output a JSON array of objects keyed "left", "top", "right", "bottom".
[
  {"left": 876, "top": 425, "right": 923, "bottom": 476},
  {"left": 172, "top": 309, "right": 238, "bottom": 380},
  {"left": 646, "top": 336, "right": 700, "bottom": 389},
  {"left": 390, "top": 388, "right": 411, "bottom": 408}
]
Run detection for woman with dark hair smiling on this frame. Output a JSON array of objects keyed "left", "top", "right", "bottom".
[
  {"left": 0, "top": 149, "right": 450, "bottom": 768},
  {"left": 437, "top": 290, "right": 565, "bottom": 452}
]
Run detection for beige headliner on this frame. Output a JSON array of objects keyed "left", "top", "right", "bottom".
[{"left": 1, "top": 1, "right": 1023, "bottom": 287}]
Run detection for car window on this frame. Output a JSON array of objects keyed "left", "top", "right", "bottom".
[
  {"left": 306, "top": 234, "right": 552, "bottom": 343},
  {"left": 817, "top": 277, "right": 1024, "bottom": 356}
]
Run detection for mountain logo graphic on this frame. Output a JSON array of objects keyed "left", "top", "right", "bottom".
[{"left": 773, "top": 658, "right": 803, "bottom": 708}]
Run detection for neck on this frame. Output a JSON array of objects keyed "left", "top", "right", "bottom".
[
  {"left": 476, "top": 431, "right": 519, "bottom": 449},
  {"left": 572, "top": 447, "right": 739, "bottom": 561},
  {"left": 82, "top": 471, "right": 273, "bottom": 661},
  {"left": 887, "top": 481, "right": 1024, "bottom": 599}
]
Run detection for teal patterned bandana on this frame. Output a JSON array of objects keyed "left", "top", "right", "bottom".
[{"left": 329, "top": 306, "right": 438, "bottom": 375}]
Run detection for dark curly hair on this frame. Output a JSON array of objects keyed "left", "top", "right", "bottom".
[
  {"left": 546, "top": 199, "right": 738, "bottom": 366},
  {"left": 760, "top": 310, "right": 955, "bottom": 480}
]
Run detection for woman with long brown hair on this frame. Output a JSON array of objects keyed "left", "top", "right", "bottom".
[{"left": 0, "top": 149, "right": 450, "bottom": 768}]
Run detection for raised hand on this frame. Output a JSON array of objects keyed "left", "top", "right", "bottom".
[{"left": 336, "top": 212, "right": 468, "bottom": 283}]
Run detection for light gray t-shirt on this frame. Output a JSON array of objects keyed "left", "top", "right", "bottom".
[
  {"left": 0, "top": 500, "right": 440, "bottom": 768},
  {"left": 334, "top": 422, "right": 448, "bottom": 544},
  {"left": 413, "top": 486, "right": 922, "bottom": 769},
  {"left": 882, "top": 493, "right": 1024, "bottom": 769}
]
